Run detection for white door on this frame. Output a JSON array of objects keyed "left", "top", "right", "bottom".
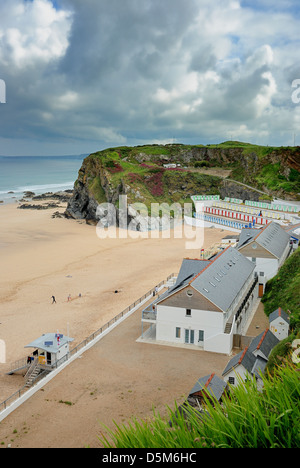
[{"left": 185, "top": 329, "right": 195, "bottom": 344}]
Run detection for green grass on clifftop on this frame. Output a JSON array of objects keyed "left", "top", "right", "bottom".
[{"left": 86, "top": 141, "right": 300, "bottom": 201}]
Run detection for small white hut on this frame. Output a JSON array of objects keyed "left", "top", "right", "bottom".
[
  {"left": 269, "top": 308, "right": 290, "bottom": 341},
  {"left": 25, "top": 333, "right": 74, "bottom": 367}
]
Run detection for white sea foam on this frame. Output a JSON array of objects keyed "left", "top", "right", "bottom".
[
  {"left": 0, "top": 182, "right": 74, "bottom": 204},
  {"left": 18, "top": 182, "right": 74, "bottom": 193}
]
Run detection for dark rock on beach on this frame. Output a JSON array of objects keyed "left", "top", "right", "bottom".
[
  {"left": 33, "top": 191, "right": 73, "bottom": 202},
  {"left": 18, "top": 203, "right": 60, "bottom": 210},
  {"left": 23, "top": 191, "right": 36, "bottom": 198}
]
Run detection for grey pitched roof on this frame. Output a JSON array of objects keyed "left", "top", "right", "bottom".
[
  {"left": 222, "top": 346, "right": 267, "bottom": 379},
  {"left": 248, "top": 329, "right": 279, "bottom": 358},
  {"left": 25, "top": 333, "right": 74, "bottom": 354},
  {"left": 190, "top": 246, "right": 255, "bottom": 312},
  {"left": 237, "top": 228, "right": 259, "bottom": 249},
  {"left": 189, "top": 373, "right": 227, "bottom": 401},
  {"left": 175, "top": 258, "right": 211, "bottom": 288},
  {"left": 222, "top": 328, "right": 280, "bottom": 378},
  {"left": 222, "top": 347, "right": 256, "bottom": 376},
  {"left": 283, "top": 223, "right": 300, "bottom": 241},
  {"left": 156, "top": 247, "right": 255, "bottom": 313},
  {"left": 153, "top": 258, "right": 211, "bottom": 308},
  {"left": 269, "top": 307, "right": 290, "bottom": 324},
  {"left": 238, "top": 222, "right": 290, "bottom": 259},
  {"left": 143, "top": 258, "right": 210, "bottom": 313}
]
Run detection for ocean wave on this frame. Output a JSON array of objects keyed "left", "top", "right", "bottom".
[
  {"left": 0, "top": 182, "right": 74, "bottom": 198},
  {"left": 17, "top": 182, "right": 74, "bottom": 193}
]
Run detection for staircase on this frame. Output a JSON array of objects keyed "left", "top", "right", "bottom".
[{"left": 24, "top": 360, "right": 42, "bottom": 388}]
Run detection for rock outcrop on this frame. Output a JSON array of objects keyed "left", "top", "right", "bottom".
[{"left": 65, "top": 142, "right": 300, "bottom": 226}]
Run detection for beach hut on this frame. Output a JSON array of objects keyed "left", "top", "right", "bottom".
[
  {"left": 269, "top": 308, "right": 290, "bottom": 340},
  {"left": 25, "top": 333, "right": 74, "bottom": 367},
  {"left": 187, "top": 373, "right": 228, "bottom": 408},
  {"left": 222, "top": 347, "right": 267, "bottom": 388}
]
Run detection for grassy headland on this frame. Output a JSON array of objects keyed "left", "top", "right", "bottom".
[{"left": 87, "top": 142, "right": 300, "bottom": 207}]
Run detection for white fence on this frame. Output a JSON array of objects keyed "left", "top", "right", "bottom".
[{"left": 0, "top": 275, "right": 176, "bottom": 422}]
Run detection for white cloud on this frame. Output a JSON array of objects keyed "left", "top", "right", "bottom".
[
  {"left": 0, "top": 0, "right": 300, "bottom": 154},
  {"left": 0, "top": 0, "right": 72, "bottom": 69},
  {"left": 52, "top": 91, "right": 79, "bottom": 110}
]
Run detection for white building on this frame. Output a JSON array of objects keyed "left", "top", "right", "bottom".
[
  {"left": 269, "top": 308, "right": 290, "bottom": 341},
  {"left": 222, "top": 328, "right": 279, "bottom": 388},
  {"left": 222, "top": 346, "right": 266, "bottom": 388},
  {"left": 142, "top": 246, "right": 258, "bottom": 355},
  {"left": 237, "top": 222, "right": 291, "bottom": 296},
  {"left": 221, "top": 234, "right": 240, "bottom": 247}
]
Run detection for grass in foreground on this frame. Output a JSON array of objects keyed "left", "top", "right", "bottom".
[{"left": 98, "top": 363, "right": 300, "bottom": 448}]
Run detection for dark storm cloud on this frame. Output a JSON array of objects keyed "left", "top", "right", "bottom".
[{"left": 0, "top": 0, "right": 300, "bottom": 155}]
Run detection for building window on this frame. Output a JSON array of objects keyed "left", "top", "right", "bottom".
[
  {"left": 228, "top": 376, "right": 235, "bottom": 385},
  {"left": 186, "top": 309, "right": 191, "bottom": 317},
  {"left": 186, "top": 289, "right": 193, "bottom": 297},
  {"left": 185, "top": 329, "right": 195, "bottom": 344},
  {"left": 198, "top": 330, "right": 204, "bottom": 342},
  {"left": 176, "top": 327, "right": 181, "bottom": 339}
]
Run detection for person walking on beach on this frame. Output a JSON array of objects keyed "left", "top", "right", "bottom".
[{"left": 51, "top": 296, "right": 56, "bottom": 304}]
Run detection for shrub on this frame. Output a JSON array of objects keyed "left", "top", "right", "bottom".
[
  {"left": 262, "top": 247, "right": 300, "bottom": 332},
  {"left": 145, "top": 171, "right": 164, "bottom": 196},
  {"left": 194, "top": 160, "right": 210, "bottom": 168},
  {"left": 107, "top": 162, "right": 124, "bottom": 173}
]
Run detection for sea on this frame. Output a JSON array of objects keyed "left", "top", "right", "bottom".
[{"left": 0, "top": 155, "right": 86, "bottom": 204}]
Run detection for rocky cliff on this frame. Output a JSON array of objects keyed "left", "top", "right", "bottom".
[{"left": 65, "top": 142, "right": 300, "bottom": 226}]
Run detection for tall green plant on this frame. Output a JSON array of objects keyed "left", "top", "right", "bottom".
[{"left": 98, "top": 364, "right": 300, "bottom": 448}]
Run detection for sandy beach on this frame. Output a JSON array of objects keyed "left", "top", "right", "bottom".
[{"left": 0, "top": 200, "right": 268, "bottom": 448}]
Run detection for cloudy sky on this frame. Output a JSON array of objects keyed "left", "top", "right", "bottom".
[{"left": 0, "top": 0, "right": 300, "bottom": 155}]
